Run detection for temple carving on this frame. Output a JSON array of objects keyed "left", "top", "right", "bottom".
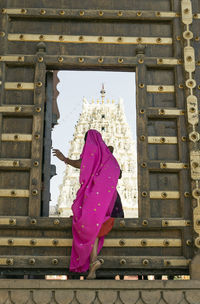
[{"left": 57, "top": 87, "right": 138, "bottom": 218}]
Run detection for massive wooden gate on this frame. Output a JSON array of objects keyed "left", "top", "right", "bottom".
[{"left": 0, "top": 0, "right": 199, "bottom": 277}]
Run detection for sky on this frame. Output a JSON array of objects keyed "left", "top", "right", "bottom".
[{"left": 50, "top": 71, "right": 136, "bottom": 207}]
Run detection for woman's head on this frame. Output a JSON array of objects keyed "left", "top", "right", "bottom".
[{"left": 84, "top": 130, "right": 102, "bottom": 142}]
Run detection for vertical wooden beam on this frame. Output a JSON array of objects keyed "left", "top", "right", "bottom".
[
  {"left": 0, "top": 63, "right": 5, "bottom": 156},
  {"left": 0, "top": 4, "right": 7, "bottom": 211},
  {"left": 0, "top": 1, "right": 8, "bottom": 55},
  {"left": 136, "top": 49, "right": 150, "bottom": 218},
  {"left": 180, "top": 0, "right": 200, "bottom": 262},
  {"left": 29, "top": 45, "right": 46, "bottom": 216},
  {"left": 171, "top": 0, "right": 193, "bottom": 260},
  {"left": 41, "top": 72, "right": 53, "bottom": 216}
]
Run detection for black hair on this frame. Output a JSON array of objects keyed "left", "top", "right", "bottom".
[{"left": 84, "top": 131, "right": 88, "bottom": 142}]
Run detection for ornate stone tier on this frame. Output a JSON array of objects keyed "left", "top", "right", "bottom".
[
  {"left": 57, "top": 90, "right": 138, "bottom": 218},
  {"left": 0, "top": 279, "right": 199, "bottom": 304}
]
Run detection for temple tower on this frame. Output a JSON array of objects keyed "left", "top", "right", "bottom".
[{"left": 57, "top": 87, "right": 138, "bottom": 218}]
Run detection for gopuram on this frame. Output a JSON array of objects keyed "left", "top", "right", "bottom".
[
  {"left": 57, "top": 87, "right": 138, "bottom": 218},
  {"left": 0, "top": 0, "right": 200, "bottom": 303}
]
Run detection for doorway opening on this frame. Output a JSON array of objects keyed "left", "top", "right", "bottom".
[{"left": 50, "top": 70, "right": 137, "bottom": 218}]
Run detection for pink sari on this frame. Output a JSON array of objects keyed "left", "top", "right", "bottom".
[{"left": 70, "top": 130, "right": 120, "bottom": 272}]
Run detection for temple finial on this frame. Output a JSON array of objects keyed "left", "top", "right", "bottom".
[{"left": 100, "top": 83, "right": 106, "bottom": 103}]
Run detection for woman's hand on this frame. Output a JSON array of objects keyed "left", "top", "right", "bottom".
[{"left": 52, "top": 149, "right": 66, "bottom": 162}]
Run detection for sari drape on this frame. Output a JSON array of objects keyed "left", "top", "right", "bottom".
[{"left": 70, "top": 130, "right": 120, "bottom": 272}]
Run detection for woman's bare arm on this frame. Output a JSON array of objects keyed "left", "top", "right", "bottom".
[
  {"left": 65, "top": 158, "right": 82, "bottom": 169},
  {"left": 53, "top": 149, "right": 81, "bottom": 169}
]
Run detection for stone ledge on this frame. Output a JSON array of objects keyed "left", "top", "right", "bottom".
[{"left": 0, "top": 280, "right": 200, "bottom": 304}]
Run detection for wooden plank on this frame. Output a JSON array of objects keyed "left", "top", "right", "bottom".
[
  {"left": 8, "top": 34, "right": 173, "bottom": 45},
  {"left": 190, "top": 151, "right": 200, "bottom": 180},
  {"left": 0, "top": 190, "right": 29, "bottom": 198},
  {"left": 42, "top": 72, "right": 53, "bottom": 216},
  {"left": 147, "top": 85, "right": 175, "bottom": 93},
  {"left": 0, "top": 55, "right": 182, "bottom": 68},
  {"left": 173, "top": 57, "right": 190, "bottom": 260},
  {"left": 0, "top": 218, "right": 13, "bottom": 225},
  {"left": 0, "top": 114, "right": 3, "bottom": 161},
  {"left": 104, "top": 238, "right": 182, "bottom": 247},
  {"left": 148, "top": 161, "right": 188, "bottom": 171},
  {"left": 160, "top": 162, "right": 187, "bottom": 169},
  {"left": 163, "top": 259, "right": 190, "bottom": 267},
  {"left": 148, "top": 137, "right": 178, "bottom": 144},
  {"left": 162, "top": 220, "right": 191, "bottom": 227},
  {"left": 0, "top": 216, "right": 191, "bottom": 228},
  {"left": 181, "top": 0, "right": 193, "bottom": 24},
  {"left": 0, "top": 237, "right": 182, "bottom": 247},
  {"left": 28, "top": 52, "right": 46, "bottom": 216},
  {"left": 4, "top": 9, "right": 177, "bottom": 20},
  {"left": 136, "top": 62, "right": 150, "bottom": 218},
  {"left": 147, "top": 108, "right": 184, "bottom": 117},
  {"left": 0, "top": 63, "right": 5, "bottom": 159},
  {"left": 0, "top": 217, "right": 72, "bottom": 229},
  {"left": 0, "top": 160, "right": 20, "bottom": 167},
  {"left": 184, "top": 46, "right": 195, "bottom": 73},
  {"left": 0, "top": 258, "right": 9, "bottom": 265},
  {"left": 4, "top": 82, "right": 34, "bottom": 90},
  {"left": 46, "top": 55, "right": 138, "bottom": 68},
  {"left": 158, "top": 109, "right": 184, "bottom": 116},
  {"left": 157, "top": 58, "right": 181, "bottom": 65},
  {"left": 0, "top": 105, "right": 34, "bottom": 114},
  {"left": 187, "top": 95, "right": 199, "bottom": 126},
  {"left": 150, "top": 191, "right": 180, "bottom": 199},
  {"left": 0, "top": 56, "right": 25, "bottom": 62},
  {"left": 0, "top": 159, "right": 31, "bottom": 168},
  {"left": 102, "top": 256, "right": 190, "bottom": 268},
  {"left": 0, "top": 256, "right": 189, "bottom": 268},
  {"left": 1, "top": 134, "right": 32, "bottom": 142},
  {"left": 32, "top": 55, "right": 186, "bottom": 68}
]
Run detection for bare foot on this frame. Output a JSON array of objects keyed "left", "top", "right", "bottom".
[{"left": 86, "top": 260, "right": 101, "bottom": 280}]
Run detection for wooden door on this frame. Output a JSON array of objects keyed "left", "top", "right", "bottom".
[{"left": 0, "top": 0, "right": 199, "bottom": 276}]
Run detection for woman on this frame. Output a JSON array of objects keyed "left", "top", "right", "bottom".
[{"left": 53, "top": 129, "right": 121, "bottom": 279}]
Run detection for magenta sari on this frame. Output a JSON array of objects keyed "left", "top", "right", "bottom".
[{"left": 70, "top": 130, "right": 120, "bottom": 272}]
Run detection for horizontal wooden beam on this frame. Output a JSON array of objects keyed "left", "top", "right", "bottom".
[
  {"left": 4, "top": 82, "right": 35, "bottom": 90},
  {"left": 159, "top": 163, "right": 188, "bottom": 169},
  {"left": 157, "top": 58, "right": 182, "bottom": 65},
  {"left": 162, "top": 220, "right": 191, "bottom": 227},
  {"left": 147, "top": 85, "right": 175, "bottom": 93},
  {"left": 0, "top": 105, "right": 35, "bottom": 114},
  {"left": 1, "top": 134, "right": 32, "bottom": 142},
  {"left": 105, "top": 238, "right": 181, "bottom": 247},
  {"left": 8, "top": 34, "right": 173, "bottom": 45},
  {"left": 0, "top": 190, "right": 29, "bottom": 198},
  {"left": 2, "top": 9, "right": 178, "bottom": 20},
  {"left": 147, "top": 108, "right": 185, "bottom": 117},
  {"left": 0, "top": 159, "right": 31, "bottom": 169},
  {"left": 0, "top": 237, "right": 182, "bottom": 247},
  {"left": 148, "top": 137, "right": 178, "bottom": 144},
  {"left": 0, "top": 217, "right": 191, "bottom": 229},
  {"left": 0, "top": 256, "right": 189, "bottom": 268},
  {"left": 147, "top": 161, "right": 188, "bottom": 170},
  {"left": 150, "top": 191, "right": 180, "bottom": 199},
  {"left": 0, "top": 56, "right": 24, "bottom": 62},
  {"left": 0, "top": 55, "right": 184, "bottom": 69}
]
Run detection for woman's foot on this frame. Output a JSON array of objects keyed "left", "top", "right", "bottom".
[{"left": 86, "top": 260, "right": 101, "bottom": 280}]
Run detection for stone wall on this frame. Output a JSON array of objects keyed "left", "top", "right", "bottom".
[{"left": 0, "top": 279, "right": 200, "bottom": 304}]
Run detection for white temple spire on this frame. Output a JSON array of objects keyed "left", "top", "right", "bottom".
[
  {"left": 57, "top": 90, "right": 138, "bottom": 218},
  {"left": 100, "top": 83, "right": 106, "bottom": 103}
]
